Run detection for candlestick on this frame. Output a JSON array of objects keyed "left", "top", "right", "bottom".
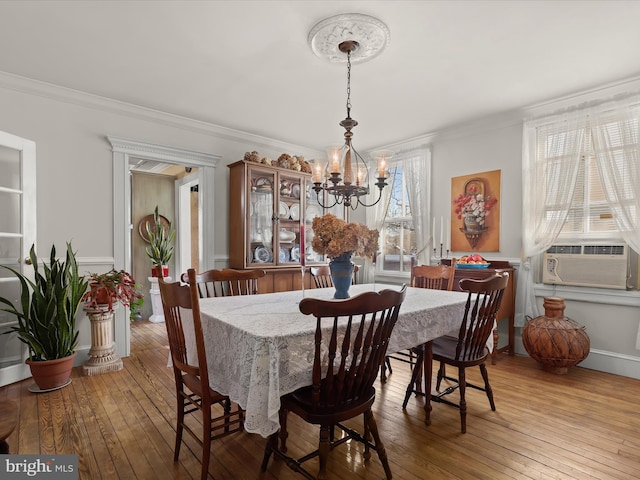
[
  {"left": 432, "top": 217, "right": 436, "bottom": 243},
  {"left": 300, "top": 225, "right": 305, "bottom": 267},
  {"left": 440, "top": 216, "right": 444, "bottom": 244}
]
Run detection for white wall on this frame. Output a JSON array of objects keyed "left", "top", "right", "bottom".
[{"left": 0, "top": 72, "right": 320, "bottom": 364}]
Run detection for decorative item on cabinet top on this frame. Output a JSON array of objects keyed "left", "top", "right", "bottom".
[{"left": 243, "top": 150, "right": 312, "bottom": 173}]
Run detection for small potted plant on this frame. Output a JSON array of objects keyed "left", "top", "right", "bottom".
[
  {"left": 82, "top": 269, "right": 143, "bottom": 312},
  {"left": 0, "top": 243, "right": 88, "bottom": 391},
  {"left": 145, "top": 206, "right": 176, "bottom": 277},
  {"left": 81, "top": 269, "right": 142, "bottom": 376}
]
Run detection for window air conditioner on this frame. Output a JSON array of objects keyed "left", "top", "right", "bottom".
[{"left": 542, "top": 244, "right": 629, "bottom": 289}]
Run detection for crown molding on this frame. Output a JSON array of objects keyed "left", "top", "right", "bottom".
[{"left": 0, "top": 70, "right": 321, "bottom": 157}]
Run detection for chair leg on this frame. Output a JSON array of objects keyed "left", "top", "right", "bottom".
[
  {"left": 261, "top": 432, "right": 278, "bottom": 471},
  {"left": 380, "top": 356, "right": 392, "bottom": 383},
  {"left": 363, "top": 414, "right": 371, "bottom": 461},
  {"left": 435, "top": 362, "right": 446, "bottom": 391},
  {"left": 279, "top": 408, "right": 289, "bottom": 453},
  {"left": 458, "top": 367, "right": 467, "bottom": 434},
  {"left": 201, "top": 408, "right": 212, "bottom": 480},
  {"left": 318, "top": 425, "right": 331, "bottom": 480},
  {"left": 479, "top": 363, "right": 496, "bottom": 411},
  {"left": 174, "top": 396, "right": 185, "bottom": 461},
  {"left": 364, "top": 409, "right": 392, "bottom": 480},
  {"left": 402, "top": 347, "right": 425, "bottom": 409}
]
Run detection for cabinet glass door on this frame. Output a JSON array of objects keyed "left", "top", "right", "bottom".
[
  {"left": 277, "top": 173, "right": 302, "bottom": 265},
  {"left": 248, "top": 168, "right": 275, "bottom": 266},
  {"left": 303, "top": 178, "right": 324, "bottom": 264}
]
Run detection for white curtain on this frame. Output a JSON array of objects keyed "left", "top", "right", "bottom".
[
  {"left": 404, "top": 147, "right": 432, "bottom": 265},
  {"left": 363, "top": 159, "right": 395, "bottom": 283},
  {"left": 518, "top": 113, "right": 586, "bottom": 326},
  {"left": 590, "top": 97, "right": 640, "bottom": 347},
  {"left": 365, "top": 146, "right": 431, "bottom": 281}
]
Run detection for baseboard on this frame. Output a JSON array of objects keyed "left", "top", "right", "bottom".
[{"left": 513, "top": 333, "right": 640, "bottom": 380}]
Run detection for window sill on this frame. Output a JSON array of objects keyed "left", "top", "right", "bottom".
[{"left": 535, "top": 283, "right": 640, "bottom": 307}]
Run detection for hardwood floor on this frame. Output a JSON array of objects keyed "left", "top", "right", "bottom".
[{"left": 2, "top": 320, "right": 639, "bottom": 480}]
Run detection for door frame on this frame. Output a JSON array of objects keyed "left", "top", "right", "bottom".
[
  {"left": 109, "top": 136, "right": 220, "bottom": 357},
  {"left": 0, "top": 131, "right": 36, "bottom": 386}
]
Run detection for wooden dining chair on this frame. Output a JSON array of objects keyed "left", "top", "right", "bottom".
[
  {"left": 159, "top": 269, "right": 244, "bottom": 480},
  {"left": 180, "top": 268, "right": 266, "bottom": 297},
  {"left": 261, "top": 285, "right": 407, "bottom": 480},
  {"left": 403, "top": 272, "right": 508, "bottom": 433},
  {"left": 309, "top": 264, "right": 359, "bottom": 288},
  {"left": 381, "top": 259, "right": 457, "bottom": 383}
]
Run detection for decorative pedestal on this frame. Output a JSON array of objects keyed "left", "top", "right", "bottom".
[
  {"left": 522, "top": 296, "right": 590, "bottom": 374},
  {"left": 82, "top": 308, "right": 123, "bottom": 376},
  {"left": 148, "top": 276, "right": 171, "bottom": 323}
]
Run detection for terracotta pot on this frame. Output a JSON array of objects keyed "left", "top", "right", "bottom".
[{"left": 26, "top": 353, "right": 76, "bottom": 391}]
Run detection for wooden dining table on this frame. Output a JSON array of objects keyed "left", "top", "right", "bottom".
[{"left": 183, "top": 283, "right": 468, "bottom": 437}]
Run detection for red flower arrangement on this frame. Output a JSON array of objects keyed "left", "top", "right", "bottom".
[{"left": 453, "top": 184, "right": 498, "bottom": 229}]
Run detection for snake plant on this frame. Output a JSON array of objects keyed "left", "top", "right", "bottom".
[
  {"left": 145, "top": 206, "right": 176, "bottom": 266},
  {"left": 0, "top": 243, "right": 88, "bottom": 360}
]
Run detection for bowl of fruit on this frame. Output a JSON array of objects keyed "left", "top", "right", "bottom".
[{"left": 457, "top": 254, "right": 489, "bottom": 269}]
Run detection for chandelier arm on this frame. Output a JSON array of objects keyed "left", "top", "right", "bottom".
[
  {"left": 312, "top": 186, "right": 339, "bottom": 209},
  {"left": 353, "top": 186, "right": 385, "bottom": 209}
]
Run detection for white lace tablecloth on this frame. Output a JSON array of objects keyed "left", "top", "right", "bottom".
[{"left": 181, "top": 284, "right": 468, "bottom": 437}]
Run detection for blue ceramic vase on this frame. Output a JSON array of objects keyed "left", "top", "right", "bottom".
[{"left": 329, "top": 252, "right": 354, "bottom": 299}]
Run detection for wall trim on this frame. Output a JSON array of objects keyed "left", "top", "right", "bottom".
[
  {"left": 570, "top": 349, "right": 640, "bottom": 380},
  {"left": 512, "top": 334, "right": 640, "bottom": 380}
]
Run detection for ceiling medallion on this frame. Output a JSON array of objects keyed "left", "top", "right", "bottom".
[{"left": 308, "top": 13, "right": 390, "bottom": 64}]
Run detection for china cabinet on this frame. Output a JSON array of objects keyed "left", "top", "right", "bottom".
[{"left": 228, "top": 160, "right": 326, "bottom": 292}]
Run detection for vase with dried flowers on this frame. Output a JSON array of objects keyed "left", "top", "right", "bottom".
[{"left": 311, "top": 214, "right": 379, "bottom": 298}]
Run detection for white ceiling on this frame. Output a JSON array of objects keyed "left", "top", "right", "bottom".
[{"left": 1, "top": 1, "right": 640, "bottom": 151}]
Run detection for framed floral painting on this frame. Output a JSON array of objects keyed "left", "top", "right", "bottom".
[{"left": 450, "top": 169, "right": 501, "bottom": 252}]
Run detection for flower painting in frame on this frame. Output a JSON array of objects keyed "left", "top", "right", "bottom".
[{"left": 451, "top": 169, "right": 501, "bottom": 252}]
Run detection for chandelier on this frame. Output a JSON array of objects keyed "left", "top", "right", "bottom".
[{"left": 308, "top": 14, "right": 392, "bottom": 210}]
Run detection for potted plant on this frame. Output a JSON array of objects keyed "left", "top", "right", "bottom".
[
  {"left": 145, "top": 206, "right": 176, "bottom": 277},
  {"left": 0, "top": 243, "right": 88, "bottom": 391},
  {"left": 80, "top": 269, "right": 142, "bottom": 376},
  {"left": 82, "top": 269, "right": 143, "bottom": 312}
]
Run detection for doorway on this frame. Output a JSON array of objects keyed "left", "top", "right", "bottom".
[{"left": 109, "top": 136, "right": 220, "bottom": 357}]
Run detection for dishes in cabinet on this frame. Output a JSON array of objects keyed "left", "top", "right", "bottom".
[
  {"left": 279, "top": 245, "right": 290, "bottom": 262},
  {"left": 290, "top": 245, "right": 300, "bottom": 262},
  {"left": 305, "top": 204, "right": 320, "bottom": 221},
  {"left": 278, "top": 228, "right": 296, "bottom": 243},
  {"left": 289, "top": 204, "right": 300, "bottom": 221},
  {"left": 291, "top": 182, "right": 300, "bottom": 199},
  {"left": 253, "top": 245, "right": 273, "bottom": 263},
  {"left": 279, "top": 201, "right": 290, "bottom": 219},
  {"left": 253, "top": 176, "right": 273, "bottom": 192}
]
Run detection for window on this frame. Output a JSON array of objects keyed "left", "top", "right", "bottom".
[
  {"left": 379, "top": 165, "right": 416, "bottom": 273},
  {"left": 537, "top": 119, "right": 638, "bottom": 242}
]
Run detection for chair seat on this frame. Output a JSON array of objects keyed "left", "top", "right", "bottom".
[
  {"left": 432, "top": 335, "right": 490, "bottom": 366},
  {"left": 182, "top": 373, "right": 229, "bottom": 404},
  {"left": 285, "top": 385, "right": 376, "bottom": 424}
]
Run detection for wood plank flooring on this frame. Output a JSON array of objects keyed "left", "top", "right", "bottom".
[{"left": 2, "top": 320, "right": 639, "bottom": 479}]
